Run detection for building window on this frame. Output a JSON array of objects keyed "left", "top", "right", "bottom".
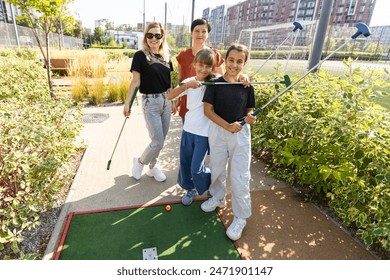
[{"left": 348, "top": 0, "right": 357, "bottom": 15}]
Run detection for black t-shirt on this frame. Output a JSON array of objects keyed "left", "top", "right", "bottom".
[
  {"left": 131, "top": 50, "right": 172, "bottom": 94},
  {"left": 202, "top": 76, "right": 256, "bottom": 123}
]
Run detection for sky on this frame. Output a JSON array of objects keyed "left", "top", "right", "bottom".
[
  {"left": 69, "top": 0, "right": 239, "bottom": 29},
  {"left": 69, "top": 0, "right": 390, "bottom": 30}
]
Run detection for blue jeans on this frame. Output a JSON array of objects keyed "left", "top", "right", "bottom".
[
  {"left": 139, "top": 92, "right": 171, "bottom": 166},
  {"left": 177, "top": 130, "right": 210, "bottom": 195}
]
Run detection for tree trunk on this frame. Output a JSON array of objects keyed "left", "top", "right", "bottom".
[{"left": 45, "top": 20, "right": 54, "bottom": 98}]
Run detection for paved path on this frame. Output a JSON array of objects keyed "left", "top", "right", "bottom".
[{"left": 44, "top": 102, "right": 375, "bottom": 260}]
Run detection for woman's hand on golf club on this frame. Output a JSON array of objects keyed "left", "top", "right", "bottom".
[{"left": 123, "top": 105, "right": 131, "bottom": 118}]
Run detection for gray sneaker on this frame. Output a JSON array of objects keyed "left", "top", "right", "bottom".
[
  {"left": 182, "top": 189, "right": 197, "bottom": 206},
  {"left": 200, "top": 196, "right": 226, "bottom": 212},
  {"left": 132, "top": 157, "right": 143, "bottom": 180}
]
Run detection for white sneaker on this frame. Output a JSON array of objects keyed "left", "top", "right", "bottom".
[
  {"left": 132, "top": 157, "right": 143, "bottom": 180},
  {"left": 146, "top": 166, "right": 167, "bottom": 182},
  {"left": 226, "top": 217, "right": 247, "bottom": 241},
  {"left": 200, "top": 196, "right": 226, "bottom": 212}
]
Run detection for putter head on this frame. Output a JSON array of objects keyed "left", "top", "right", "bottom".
[
  {"left": 282, "top": 75, "right": 291, "bottom": 86},
  {"left": 352, "top": 23, "right": 371, "bottom": 39},
  {"left": 292, "top": 21, "right": 303, "bottom": 32}
]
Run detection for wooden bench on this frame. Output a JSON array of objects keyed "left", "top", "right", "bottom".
[{"left": 49, "top": 58, "right": 72, "bottom": 75}]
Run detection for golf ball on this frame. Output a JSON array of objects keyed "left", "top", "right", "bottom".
[{"left": 165, "top": 205, "right": 171, "bottom": 211}]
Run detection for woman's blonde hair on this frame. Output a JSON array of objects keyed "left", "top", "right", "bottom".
[{"left": 142, "top": 22, "right": 170, "bottom": 62}]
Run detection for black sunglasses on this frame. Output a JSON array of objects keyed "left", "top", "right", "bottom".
[{"left": 145, "top": 33, "right": 163, "bottom": 39}]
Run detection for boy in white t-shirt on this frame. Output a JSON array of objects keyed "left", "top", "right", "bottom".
[{"left": 167, "top": 48, "right": 216, "bottom": 205}]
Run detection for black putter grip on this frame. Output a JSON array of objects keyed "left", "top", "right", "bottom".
[{"left": 129, "top": 86, "right": 138, "bottom": 110}]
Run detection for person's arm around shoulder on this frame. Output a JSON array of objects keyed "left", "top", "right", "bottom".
[{"left": 123, "top": 71, "right": 141, "bottom": 118}]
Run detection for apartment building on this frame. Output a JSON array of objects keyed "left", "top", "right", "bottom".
[
  {"left": 0, "top": 0, "right": 12, "bottom": 23},
  {"left": 202, "top": 5, "right": 226, "bottom": 48},
  {"left": 205, "top": 0, "right": 376, "bottom": 47}
]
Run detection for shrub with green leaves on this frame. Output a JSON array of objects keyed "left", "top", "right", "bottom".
[
  {"left": 0, "top": 50, "right": 83, "bottom": 259},
  {"left": 251, "top": 59, "right": 390, "bottom": 252}
]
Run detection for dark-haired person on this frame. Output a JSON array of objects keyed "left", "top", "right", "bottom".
[
  {"left": 174, "top": 18, "right": 224, "bottom": 123},
  {"left": 123, "top": 22, "right": 172, "bottom": 182},
  {"left": 201, "top": 44, "right": 256, "bottom": 241}
]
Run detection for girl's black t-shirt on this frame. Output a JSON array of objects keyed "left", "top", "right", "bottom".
[
  {"left": 131, "top": 50, "right": 172, "bottom": 94},
  {"left": 203, "top": 76, "right": 256, "bottom": 123}
]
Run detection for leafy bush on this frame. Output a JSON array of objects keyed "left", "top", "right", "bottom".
[
  {"left": 251, "top": 59, "right": 390, "bottom": 252},
  {"left": 0, "top": 51, "right": 83, "bottom": 259}
]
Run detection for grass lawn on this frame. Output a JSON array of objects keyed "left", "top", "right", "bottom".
[
  {"left": 372, "top": 94, "right": 390, "bottom": 110},
  {"left": 245, "top": 59, "right": 389, "bottom": 111}
]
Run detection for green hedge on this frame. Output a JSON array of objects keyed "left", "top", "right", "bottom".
[
  {"left": 0, "top": 50, "right": 83, "bottom": 259},
  {"left": 251, "top": 59, "right": 390, "bottom": 253}
]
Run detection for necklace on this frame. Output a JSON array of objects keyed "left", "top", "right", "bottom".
[{"left": 144, "top": 50, "right": 169, "bottom": 67}]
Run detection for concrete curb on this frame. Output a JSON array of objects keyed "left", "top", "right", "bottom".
[{"left": 42, "top": 148, "right": 87, "bottom": 260}]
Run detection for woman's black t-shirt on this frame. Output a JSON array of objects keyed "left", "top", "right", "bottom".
[{"left": 131, "top": 50, "right": 172, "bottom": 94}]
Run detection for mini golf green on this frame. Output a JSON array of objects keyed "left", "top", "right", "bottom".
[{"left": 56, "top": 201, "right": 241, "bottom": 260}]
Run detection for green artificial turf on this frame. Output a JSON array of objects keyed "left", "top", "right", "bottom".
[{"left": 58, "top": 201, "right": 241, "bottom": 260}]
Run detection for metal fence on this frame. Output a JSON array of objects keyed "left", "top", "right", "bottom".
[
  {"left": 239, "top": 21, "right": 390, "bottom": 75},
  {"left": 0, "top": 22, "right": 83, "bottom": 49}
]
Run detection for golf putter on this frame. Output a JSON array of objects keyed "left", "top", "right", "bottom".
[
  {"left": 178, "top": 75, "right": 291, "bottom": 87},
  {"left": 251, "top": 21, "right": 303, "bottom": 77},
  {"left": 106, "top": 86, "right": 138, "bottom": 170},
  {"left": 240, "top": 23, "right": 371, "bottom": 126}
]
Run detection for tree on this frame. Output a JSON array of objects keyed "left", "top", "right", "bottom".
[
  {"left": 52, "top": 13, "right": 75, "bottom": 50},
  {"left": 7, "top": 0, "right": 74, "bottom": 98},
  {"left": 165, "top": 33, "right": 176, "bottom": 48},
  {"left": 72, "top": 18, "right": 83, "bottom": 38},
  {"left": 108, "top": 34, "right": 116, "bottom": 47},
  {"left": 93, "top": 26, "right": 105, "bottom": 45}
]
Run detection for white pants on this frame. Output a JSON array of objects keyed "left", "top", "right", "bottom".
[{"left": 208, "top": 122, "right": 252, "bottom": 219}]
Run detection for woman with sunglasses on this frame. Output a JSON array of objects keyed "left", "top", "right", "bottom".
[
  {"left": 123, "top": 22, "right": 172, "bottom": 182},
  {"left": 174, "top": 18, "right": 224, "bottom": 123}
]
